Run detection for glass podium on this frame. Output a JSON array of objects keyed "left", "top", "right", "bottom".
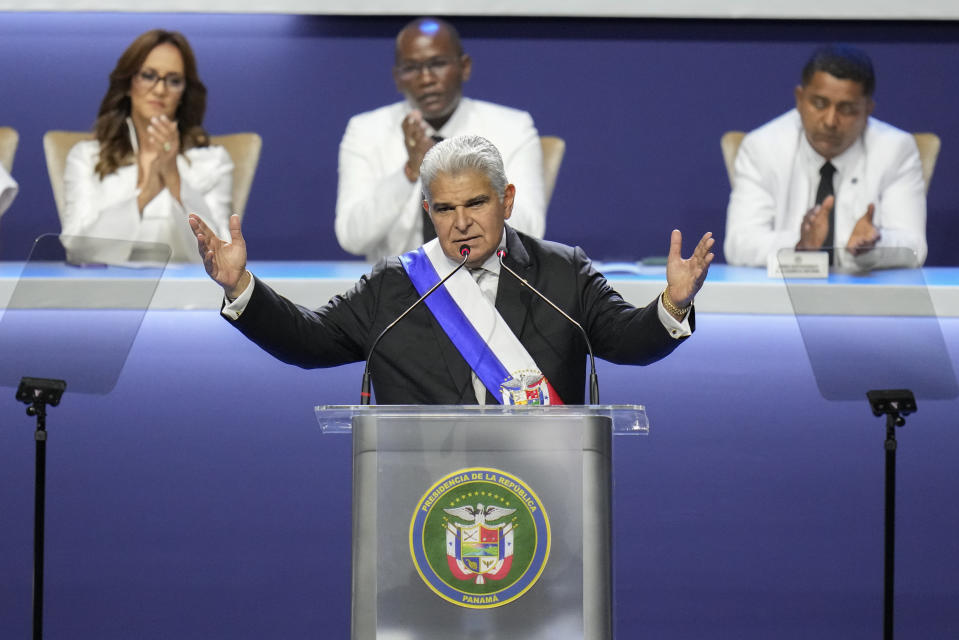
[{"left": 316, "top": 404, "right": 647, "bottom": 640}]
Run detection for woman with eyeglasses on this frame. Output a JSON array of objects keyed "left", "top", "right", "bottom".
[{"left": 62, "top": 29, "right": 232, "bottom": 262}]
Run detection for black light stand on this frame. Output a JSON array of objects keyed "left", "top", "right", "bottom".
[
  {"left": 866, "top": 388, "right": 917, "bottom": 640},
  {"left": 16, "top": 376, "right": 66, "bottom": 640}
]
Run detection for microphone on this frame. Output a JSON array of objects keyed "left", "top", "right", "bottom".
[
  {"left": 360, "top": 245, "right": 471, "bottom": 405},
  {"left": 497, "top": 248, "right": 600, "bottom": 404}
]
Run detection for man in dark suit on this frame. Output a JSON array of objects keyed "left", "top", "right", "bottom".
[{"left": 189, "top": 136, "right": 713, "bottom": 405}]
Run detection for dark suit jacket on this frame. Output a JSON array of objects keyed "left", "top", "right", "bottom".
[{"left": 230, "top": 227, "right": 693, "bottom": 404}]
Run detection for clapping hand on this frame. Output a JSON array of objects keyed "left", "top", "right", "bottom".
[
  {"left": 401, "top": 109, "right": 437, "bottom": 181},
  {"left": 138, "top": 115, "right": 181, "bottom": 209},
  {"left": 846, "top": 204, "right": 880, "bottom": 255},
  {"left": 796, "top": 195, "right": 834, "bottom": 250},
  {"left": 145, "top": 115, "right": 180, "bottom": 169}
]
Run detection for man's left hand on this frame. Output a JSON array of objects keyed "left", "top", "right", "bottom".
[
  {"left": 665, "top": 230, "right": 715, "bottom": 310},
  {"left": 846, "top": 204, "right": 880, "bottom": 255}
]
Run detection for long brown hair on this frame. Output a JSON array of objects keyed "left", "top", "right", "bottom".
[{"left": 93, "top": 29, "right": 209, "bottom": 179}]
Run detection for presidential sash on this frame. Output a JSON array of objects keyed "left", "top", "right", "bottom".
[{"left": 400, "top": 240, "right": 563, "bottom": 405}]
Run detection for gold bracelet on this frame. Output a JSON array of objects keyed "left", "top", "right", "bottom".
[{"left": 661, "top": 288, "right": 691, "bottom": 317}]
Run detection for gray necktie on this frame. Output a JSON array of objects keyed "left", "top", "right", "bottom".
[
  {"left": 471, "top": 267, "right": 497, "bottom": 304},
  {"left": 470, "top": 268, "right": 495, "bottom": 404}
]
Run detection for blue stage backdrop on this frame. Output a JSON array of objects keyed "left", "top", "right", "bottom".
[
  {"left": 1, "top": 310, "right": 957, "bottom": 638},
  {"left": 1, "top": 13, "right": 958, "bottom": 264}
]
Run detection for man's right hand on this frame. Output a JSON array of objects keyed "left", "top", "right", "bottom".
[
  {"left": 795, "top": 194, "right": 834, "bottom": 250},
  {"left": 189, "top": 213, "right": 250, "bottom": 299},
  {"left": 401, "top": 109, "right": 436, "bottom": 182}
]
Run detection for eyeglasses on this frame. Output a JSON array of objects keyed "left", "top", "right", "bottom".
[
  {"left": 395, "top": 57, "right": 458, "bottom": 80},
  {"left": 133, "top": 69, "right": 187, "bottom": 93}
]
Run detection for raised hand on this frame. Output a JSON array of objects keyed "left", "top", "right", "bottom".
[
  {"left": 189, "top": 213, "right": 250, "bottom": 298},
  {"left": 665, "top": 229, "right": 715, "bottom": 310}
]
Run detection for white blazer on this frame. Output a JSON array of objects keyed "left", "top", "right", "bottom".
[
  {"left": 724, "top": 109, "right": 927, "bottom": 267},
  {"left": 62, "top": 135, "right": 233, "bottom": 263},
  {"left": 0, "top": 164, "right": 16, "bottom": 217}
]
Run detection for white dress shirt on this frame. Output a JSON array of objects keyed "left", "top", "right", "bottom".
[{"left": 797, "top": 131, "right": 861, "bottom": 251}]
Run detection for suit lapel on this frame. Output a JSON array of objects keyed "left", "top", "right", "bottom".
[
  {"left": 782, "top": 114, "right": 806, "bottom": 229},
  {"left": 425, "top": 304, "right": 475, "bottom": 402},
  {"left": 836, "top": 149, "right": 866, "bottom": 239}
]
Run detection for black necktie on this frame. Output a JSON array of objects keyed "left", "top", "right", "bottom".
[
  {"left": 817, "top": 162, "right": 836, "bottom": 256},
  {"left": 420, "top": 135, "right": 445, "bottom": 243}
]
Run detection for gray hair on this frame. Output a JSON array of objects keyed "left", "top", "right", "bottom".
[{"left": 420, "top": 135, "right": 508, "bottom": 205}]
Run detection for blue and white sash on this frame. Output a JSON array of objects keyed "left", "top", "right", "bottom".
[{"left": 400, "top": 240, "right": 562, "bottom": 405}]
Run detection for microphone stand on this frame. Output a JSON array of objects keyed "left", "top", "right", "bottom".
[
  {"left": 16, "top": 377, "right": 67, "bottom": 640},
  {"left": 867, "top": 389, "right": 916, "bottom": 640},
  {"left": 360, "top": 247, "right": 471, "bottom": 405},
  {"left": 497, "top": 251, "right": 599, "bottom": 404}
]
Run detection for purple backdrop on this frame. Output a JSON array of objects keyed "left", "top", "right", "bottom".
[
  {"left": 0, "top": 14, "right": 957, "bottom": 264},
  {"left": 1, "top": 311, "right": 957, "bottom": 638},
  {"left": 0, "top": 14, "right": 959, "bottom": 265}
]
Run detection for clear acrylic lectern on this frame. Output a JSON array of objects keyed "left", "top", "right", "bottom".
[{"left": 316, "top": 404, "right": 648, "bottom": 640}]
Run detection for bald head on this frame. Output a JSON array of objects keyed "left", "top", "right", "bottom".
[
  {"left": 393, "top": 17, "right": 472, "bottom": 129},
  {"left": 395, "top": 18, "right": 463, "bottom": 62}
]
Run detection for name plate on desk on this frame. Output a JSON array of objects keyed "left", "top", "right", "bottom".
[{"left": 768, "top": 250, "right": 828, "bottom": 278}]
